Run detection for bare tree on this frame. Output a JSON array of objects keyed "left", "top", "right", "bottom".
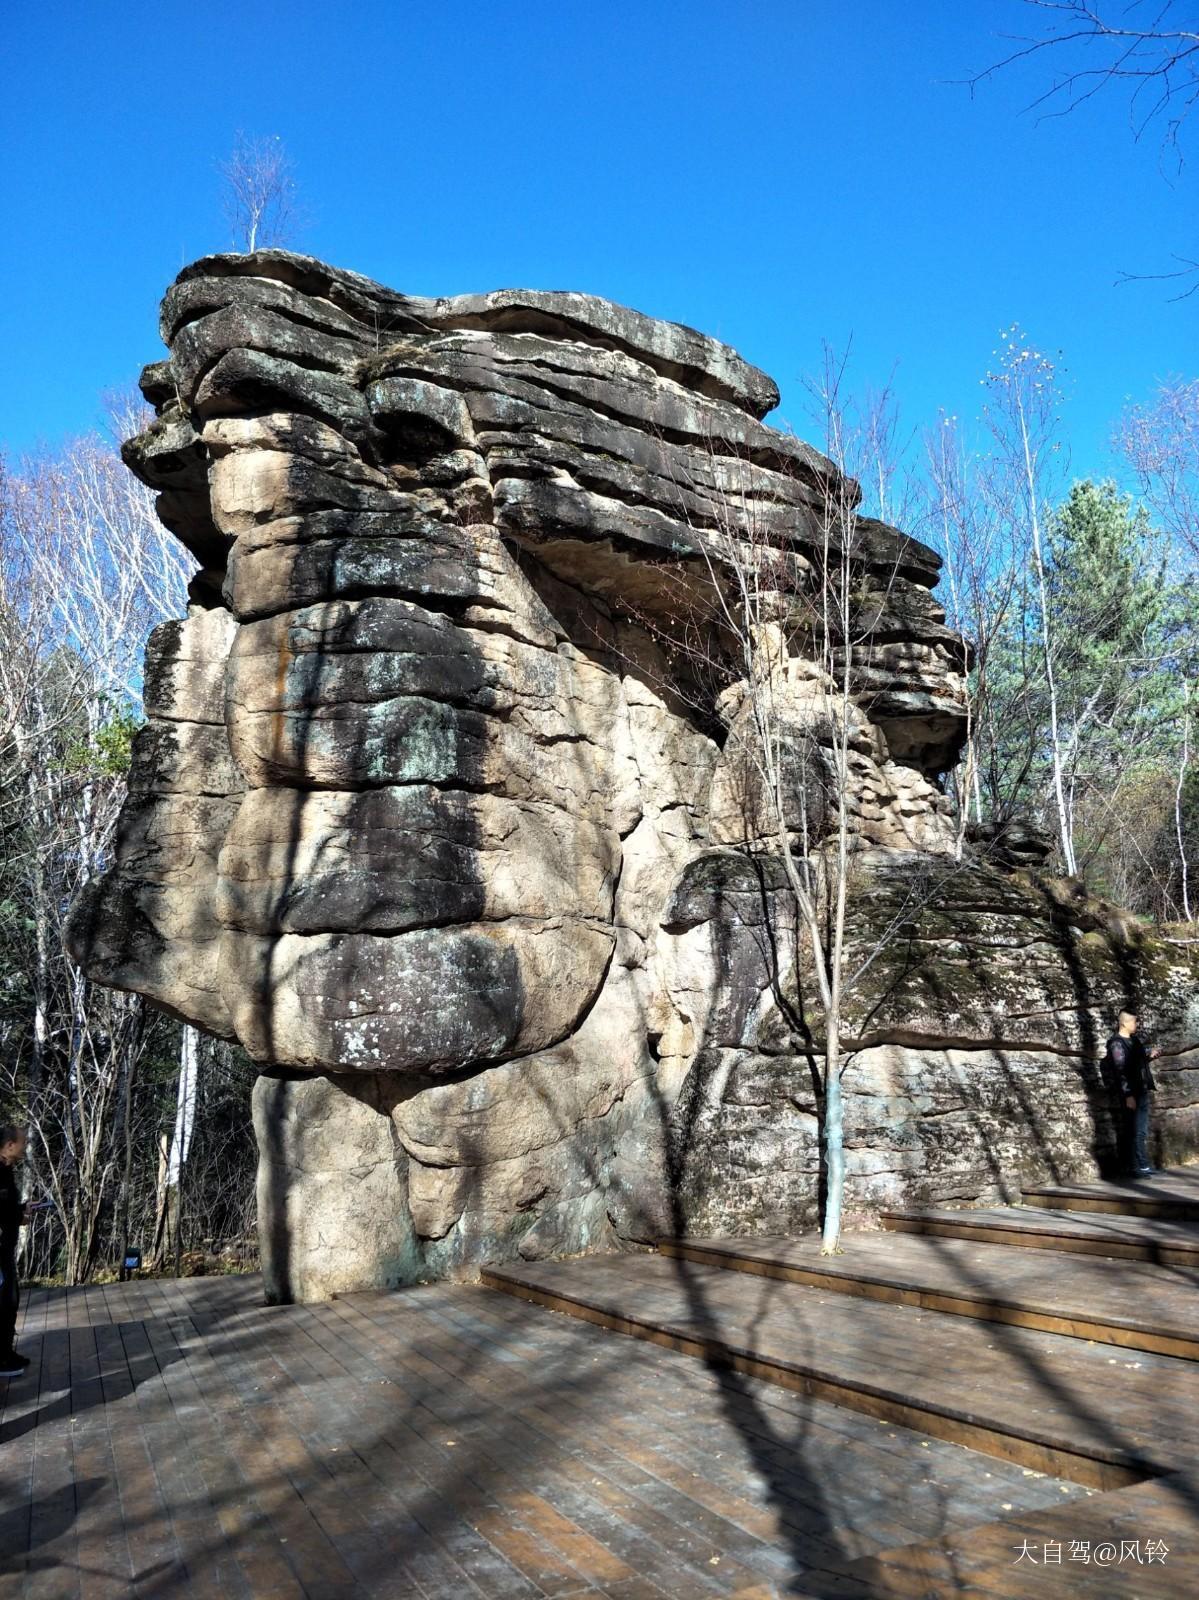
[
  {"left": 1176, "top": 678, "right": 1194, "bottom": 920},
  {"left": 20, "top": 425, "right": 194, "bottom": 712},
  {"left": 935, "top": 352, "right": 1190, "bottom": 904},
  {"left": 971, "top": 2, "right": 1199, "bottom": 293},
  {"left": 1113, "top": 377, "right": 1199, "bottom": 914},
  {"left": 0, "top": 520, "right": 149, "bottom": 1279},
  {"left": 218, "top": 133, "right": 300, "bottom": 253},
  {"left": 695, "top": 423, "right": 863, "bottom": 1254},
  {"left": 974, "top": 1, "right": 1199, "bottom": 156},
  {"left": 923, "top": 414, "right": 1024, "bottom": 853},
  {"left": 981, "top": 327, "right": 1080, "bottom": 871},
  {"left": 1120, "top": 376, "right": 1199, "bottom": 568},
  {"left": 622, "top": 364, "right": 959, "bottom": 1252},
  {"left": 0, "top": 426, "right": 202, "bottom": 1281},
  {"left": 2, "top": 411, "right": 269, "bottom": 1284}
]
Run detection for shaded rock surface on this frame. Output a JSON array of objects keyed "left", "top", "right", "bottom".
[{"left": 68, "top": 250, "right": 1199, "bottom": 1301}]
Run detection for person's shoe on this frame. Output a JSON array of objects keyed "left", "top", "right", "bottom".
[
  {"left": 10, "top": 1351, "right": 30, "bottom": 1367},
  {"left": 1134, "top": 1167, "right": 1154, "bottom": 1177},
  {"left": 0, "top": 1356, "right": 24, "bottom": 1378}
]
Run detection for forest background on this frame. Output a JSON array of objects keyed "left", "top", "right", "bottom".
[{"left": 1, "top": 0, "right": 1196, "bottom": 1284}]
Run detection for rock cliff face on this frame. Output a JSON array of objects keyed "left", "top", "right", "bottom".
[{"left": 69, "top": 251, "right": 1199, "bottom": 1301}]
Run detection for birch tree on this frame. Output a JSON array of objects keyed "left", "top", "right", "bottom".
[
  {"left": 219, "top": 133, "right": 301, "bottom": 253},
  {"left": 695, "top": 425, "right": 865, "bottom": 1254},
  {"left": 1118, "top": 377, "right": 1199, "bottom": 912},
  {"left": 923, "top": 415, "right": 1024, "bottom": 853},
  {"left": 0, "top": 427, "right": 199, "bottom": 1280},
  {"left": 1120, "top": 377, "right": 1199, "bottom": 569},
  {"left": 981, "top": 328, "right": 1079, "bottom": 870},
  {"left": 1176, "top": 680, "right": 1194, "bottom": 921},
  {"left": 153, "top": 1024, "right": 199, "bottom": 1269},
  {"left": 637, "top": 368, "right": 954, "bottom": 1251}
]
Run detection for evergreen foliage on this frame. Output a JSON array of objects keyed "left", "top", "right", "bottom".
[{"left": 977, "top": 479, "right": 1197, "bottom": 910}]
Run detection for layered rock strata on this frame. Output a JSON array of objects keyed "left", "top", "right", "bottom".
[{"left": 69, "top": 252, "right": 1199, "bottom": 1300}]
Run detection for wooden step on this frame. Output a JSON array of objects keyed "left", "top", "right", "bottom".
[
  {"left": 658, "top": 1233, "right": 1199, "bottom": 1360},
  {"left": 482, "top": 1252, "right": 1199, "bottom": 1491},
  {"left": 880, "top": 1204, "right": 1199, "bottom": 1265},
  {"left": 1021, "top": 1167, "right": 1199, "bottom": 1222}
]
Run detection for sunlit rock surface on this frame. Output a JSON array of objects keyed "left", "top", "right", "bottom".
[{"left": 69, "top": 251, "right": 1199, "bottom": 1300}]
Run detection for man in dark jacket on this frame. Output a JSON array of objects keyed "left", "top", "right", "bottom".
[
  {"left": 1105, "top": 1011, "right": 1159, "bottom": 1178},
  {"left": 0, "top": 1124, "right": 31, "bottom": 1377}
]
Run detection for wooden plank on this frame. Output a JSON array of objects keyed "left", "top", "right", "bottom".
[
  {"left": 790, "top": 1467, "right": 1199, "bottom": 1597},
  {"left": 329, "top": 1289, "right": 778, "bottom": 1598},
  {"left": 1021, "top": 1169, "right": 1199, "bottom": 1221},
  {"left": 658, "top": 1233, "right": 1199, "bottom": 1359},
  {"left": 421, "top": 1288, "right": 1087, "bottom": 1558},
  {"left": 70, "top": 1392, "right": 136, "bottom": 1600},
  {"left": 412, "top": 1285, "right": 1095, "bottom": 1575},
  {"left": 24, "top": 1308, "right": 82, "bottom": 1600},
  {"left": 211, "top": 1283, "right": 507, "bottom": 1599},
  {"left": 0, "top": 1280, "right": 46, "bottom": 1578},
  {"left": 15, "top": 1269, "right": 1196, "bottom": 1599},
  {"left": 195, "top": 1286, "right": 445, "bottom": 1599},
  {"left": 53, "top": 1293, "right": 132, "bottom": 1600},
  {"left": 148, "top": 1278, "right": 376, "bottom": 1600},
  {"left": 379, "top": 1291, "right": 925, "bottom": 1569},
  {"left": 103, "top": 1275, "right": 309, "bottom": 1600},
  {"left": 880, "top": 1206, "right": 1199, "bottom": 1265},
  {"left": 1026, "top": 1191, "right": 1199, "bottom": 1219},
  {"left": 109, "top": 1310, "right": 192, "bottom": 1593},
  {"left": 483, "top": 1254, "right": 1188, "bottom": 1489},
  {"left": 128, "top": 1278, "right": 257, "bottom": 1600},
  {"left": 294, "top": 1293, "right": 602, "bottom": 1598}
]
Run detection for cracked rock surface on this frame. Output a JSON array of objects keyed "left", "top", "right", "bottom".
[{"left": 68, "top": 250, "right": 1199, "bottom": 1300}]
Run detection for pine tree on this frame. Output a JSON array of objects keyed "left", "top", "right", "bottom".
[{"left": 980, "top": 480, "right": 1194, "bottom": 890}]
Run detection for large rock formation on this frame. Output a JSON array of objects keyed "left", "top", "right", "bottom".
[{"left": 69, "top": 251, "right": 1199, "bottom": 1301}]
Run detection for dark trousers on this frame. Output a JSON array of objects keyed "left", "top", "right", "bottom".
[
  {"left": 0, "top": 1250, "right": 18, "bottom": 1356},
  {"left": 1128, "top": 1095, "right": 1152, "bottom": 1174}
]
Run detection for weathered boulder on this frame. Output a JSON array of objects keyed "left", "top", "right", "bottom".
[
  {"left": 680, "top": 853, "right": 1199, "bottom": 1234},
  {"left": 68, "top": 250, "right": 1199, "bottom": 1301}
]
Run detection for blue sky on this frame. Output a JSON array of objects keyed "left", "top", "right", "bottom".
[{"left": 1, "top": 0, "right": 1193, "bottom": 482}]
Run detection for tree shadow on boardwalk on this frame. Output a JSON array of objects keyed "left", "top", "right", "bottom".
[
  {"left": 0, "top": 1280, "right": 253, "bottom": 1594},
  {"left": 0, "top": 1476, "right": 174, "bottom": 1591},
  {"left": 3, "top": 1230, "right": 1133, "bottom": 1600},
  {"left": 6, "top": 1271, "right": 829, "bottom": 1598}
]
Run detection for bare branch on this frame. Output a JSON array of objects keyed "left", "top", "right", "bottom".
[{"left": 970, "top": 2, "right": 1199, "bottom": 163}]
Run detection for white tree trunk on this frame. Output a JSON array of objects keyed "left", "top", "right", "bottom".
[
  {"left": 1177, "top": 681, "right": 1193, "bottom": 922},
  {"left": 1020, "top": 404, "right": 1076, "bottom": 874},
  {"left": 166, "top": 1026, "right": 199, "bottom": 1189},
  {"left": 820, "top": 1017, "right": 845, "bottom": 1253}
]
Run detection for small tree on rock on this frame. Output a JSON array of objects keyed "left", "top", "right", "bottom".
[{"left": 219, "top": 133, "right": 300, "bottom": 253}]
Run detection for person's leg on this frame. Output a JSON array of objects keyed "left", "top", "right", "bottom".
[
  {"left": 1133, "top": 1096, "right": 1152, "bottom": 1173},
  {"left": 0, "top": 1255, "right": 17, "bottom": 1358},
  {"left": 1123, "top": 1103, "right": 1141, "bottom": 1175}
]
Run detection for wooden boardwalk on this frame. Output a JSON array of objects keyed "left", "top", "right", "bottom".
[
  {"left": 487, "top": 1251, "right": 1191, "bottom": 1485},
  {"left": 5, "top": 1170, "right": 1199, "bottom": 1597},
  {"left": 487, "top": 1169, "right": 1199, "bottom": 1597},
  {"left": 0, "top": 1271, "right": 1090, "bottom": 1599},
  {"left": 879, "top": 1203, "right": 1199, "bottom": 1265},
  {"left": 1021, "top": 1170, "right": 1199, "bottom": 1221},
  {"left": 659, "top": 1231, "right": 1199, "bottom": 1359}
]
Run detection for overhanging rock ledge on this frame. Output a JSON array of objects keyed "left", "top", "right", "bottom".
[{"left": 68, "top": 250, "right": 1199, "bottom": 1301}]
